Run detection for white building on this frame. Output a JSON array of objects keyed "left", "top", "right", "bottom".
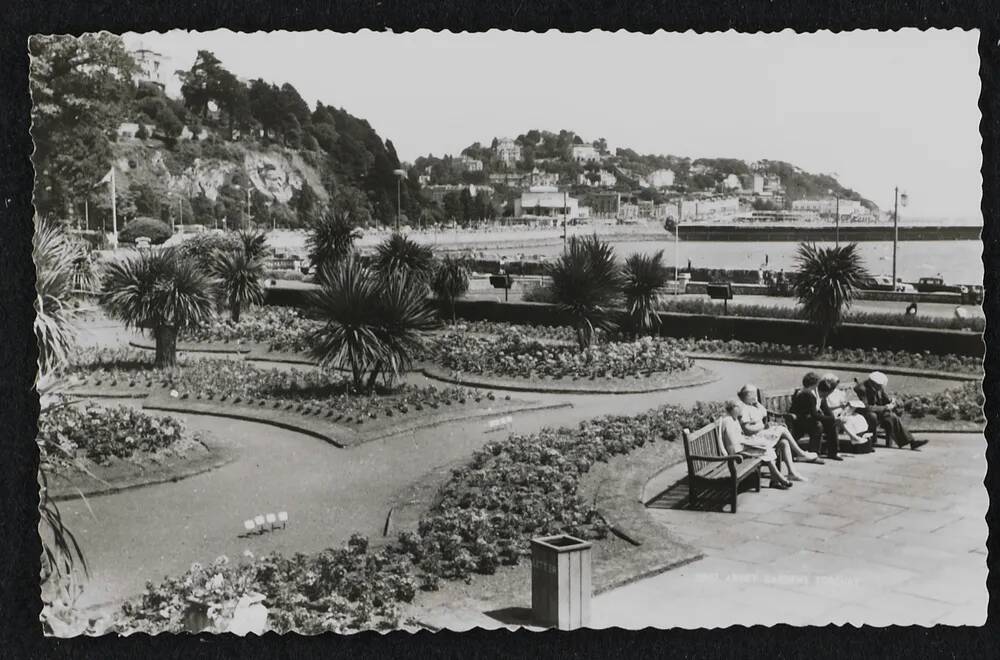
[
  {"left": 528, "top": 168, "right": 560, "bottom": 187},
  {"left": 791, "top": 197, "right": 865, "bottom": 217},
  {"left": 178, "top": 125, "right": 210, "bottom": 141},
  {"left": 514, "top": 187, "right": 580, "bottom": 222},
  {"left": 577, "top": 170, "right": 617, "bottom": 188},
  {"left": 494, "top": 137, "right": 522, "bottom": 166},
  {"left": 723, "top": 173, "right": 742, "bottom": 190},
  {"left": 457, "top": 155, "right": 484, "bottom": 172},
  {"left": 117, "top": 121, "right": 157, "bottom": 140},
  {"left": 131, "top": 47, "right": 170, "bottom": 89},
  {"left": 678, "top": 196, "right": 741, "bottom": 220},
  {"left": 571, "top": 144, "right": 600, "bottom": 163},
  {"left": 750, "top": 172, "right": 783, "bottom": 195},
  {"left": 647, "top": 168, "right": 676, "bottom": 188}
]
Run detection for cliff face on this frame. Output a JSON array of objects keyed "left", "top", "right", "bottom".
[{"left": 112, "top": 141, "right": 328, "bottom": 204}]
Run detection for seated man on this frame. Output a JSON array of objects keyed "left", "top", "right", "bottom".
[
  {"left": 789, "top": 371, "right": 841, "bottom": 461},
  {"left": 854, "top": 372, "right": 927, "bottom": 450}
]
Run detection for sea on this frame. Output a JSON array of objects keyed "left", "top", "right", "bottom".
[{"left": 495, "top": 239, "right": 985, "bottom": 285}]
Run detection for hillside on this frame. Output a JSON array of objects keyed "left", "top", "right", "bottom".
[
  {"left": 414, "top": 129, "right": 877, "bottom": 212},
  {"left": 30, "top": 34, "right": 424, "bottom": 231}
]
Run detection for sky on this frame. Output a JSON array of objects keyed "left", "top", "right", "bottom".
[{"left": 122, "top": 29, "right": 982, "bottom": 221}]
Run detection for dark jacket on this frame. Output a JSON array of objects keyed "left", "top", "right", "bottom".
[
  {"left": 789, "top": 388, "right": 822, "bottom": 426},
  {"left": 855, "top": 380, "right": 891, "bottom": 412}
]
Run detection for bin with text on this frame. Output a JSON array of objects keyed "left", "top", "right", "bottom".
[{"left": 530, "top": 534, "right": 593, "bottom": 630}]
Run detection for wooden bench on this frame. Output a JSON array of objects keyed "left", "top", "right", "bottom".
[{"left": 682, "top": 420, "right": 763, "bottom": 514}]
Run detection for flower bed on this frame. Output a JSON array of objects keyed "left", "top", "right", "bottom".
[
  {"left": 39, "top": 399, "right": 193, "bottom": 469},
  {"left": 182, "top": 307, "right": 319, "bottom": 354},
  {"left": 900, "top": 380, "right": 985, "bottom": 423},
  {"left": 423, "top": 328, "right": 694, "bottom": 381},
  {"left": 437, "top": 321, "right": 981, "bottom": 375},
  {"left": 69, "top": 350, "right": 502, "bottom": 428},
  {"left": 118, "top": 536, "right": 417, "bottom": 634}
]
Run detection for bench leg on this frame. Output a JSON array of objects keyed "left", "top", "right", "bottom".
[
  {"left": 754, "top": 465, "right": 761, "bottom": 492},
  {"left": 689, "top": 481, "right": 699, "bottom": 504},
  {"left": 731, "top": 480, "right": 739, "bottom": 514}
]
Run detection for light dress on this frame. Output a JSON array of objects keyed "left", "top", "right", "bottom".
[
  {"left": 825, "top": 388, "right": 871, "bottom": 440},
  {"left": 721, "top": 415, "right": 777, "bottom": 462},
  {"left": 739, "top": 402, "right": 787, "bottom": 444}
]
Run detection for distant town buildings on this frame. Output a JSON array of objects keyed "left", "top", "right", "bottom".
[
  {"left": 790, "top": 197, "right": 865, "bottom": 217},
  {"left": 749, "top": 172, "right": 783, "bottom": 196},
  {"left": 646, "top": 168, "right": 676, "bottom": 188},
  {"left": 422, "top": 184, "right": 492, "bottom": 204},
  {"left": 457, "top": 155, "right": 484, "bottom": 172},
  {"left": 586, "top": 191, "right": 622, "bottom": 218},
  {"left": 514, "top": 186, "right": 580, "bottom": 222},
  {"left": 493, "top": 137, "right": 522, "bottom": 166},
  {"left": 677, "top": 196, "right": 741, "bottom": 220},
  {"left": 571, "top": 144, "right": 601, "bottom": 163}
]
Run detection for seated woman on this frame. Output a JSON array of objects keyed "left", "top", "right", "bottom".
[
  {"left": 720, "top": 400, "right": 795, "bottom": 489},
  {"left": 818, "top": 375, "right": 874, "bottom": 454},
  {"left": 737, "top": 383, "right": 822, "bottom": 465}
]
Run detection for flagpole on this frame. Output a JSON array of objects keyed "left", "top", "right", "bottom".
[{"left": 110, "top": 167, "right": 118, "bottom": 248}]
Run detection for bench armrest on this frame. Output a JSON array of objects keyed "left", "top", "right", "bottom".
[
  {"left": 688, "top": 454, "right": 743, "bottom": 464},
  {"left": 767, "top": 409, "right": 796, "bottom": 423}
]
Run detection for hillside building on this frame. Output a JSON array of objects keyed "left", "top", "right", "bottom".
[
  {"left": 131, "top": 46, "right": 170, "bottom": 90},
  {"left": 571, "top": 144, "right": 600, "bottom": 163},
  {"left": 647, "top": 168, "right": 676, "bottom": 188},
  {"left": 494, "top": 137, "right": 522, "bottom": 166},
  {"left": 457, "top": 155, "right": 484, "bottom": 172},
  {"left": 513, "top": 186, "right": 580, "bottom": 222}
]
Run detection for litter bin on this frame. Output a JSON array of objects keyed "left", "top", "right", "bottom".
[{"left": 531, "top": 534, "right": 593, "bottom": 630}]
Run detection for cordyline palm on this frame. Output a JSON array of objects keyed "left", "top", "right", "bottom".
[
  {"left": 307, "top": 256, "right": 436, "bottom": 391},
  {"left": 431, "top": 255, "right": 470, "bottom": 323},
  {"left": 547, "top": 234, "right": 622, "bottom": 349},
  {"left": 622, "top": 250, "right": 669, "bottom": 337},
  {"left": 101, "top": 249, "right": 215, "bottom": 367},
  {"left": 373, "top": 232, "right": 436, "bottom": 283},
  {"left": 307, "top": 210, "right": 361, "bottom": 278},
  {"left": 793, "top": 242, "right": 869, "bottom": 353},
  {"left": 33, "top": 217, "right": 96, "bottom": 376},
  {"left": 210, "top": 228, "right": 268, "bottom": 322}
]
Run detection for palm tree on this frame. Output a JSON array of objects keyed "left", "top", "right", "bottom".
[
  {"left": 622, "top": 250, "right": 669, "bottom": 337},
  {"left": 101, "top": 249, "right": 216, "bottom": 367},
  {"left": 373, "top": 232, "right": 436, "bottom": 283},
  {"left": 307, "top": 257, "right": 436, "bottom": 391},
  {"left": 307, "top": 210, "right": 361, "bottom": 277},
  {"left": 547, "top": 235, "right": 622, "bottom": 349},
  {"left": 793, "top": 242, "right": 869, "bottom": 353},
  {"left": 33, "top": 217, "right": 95, "bottom": 376},
  {"left": 431, "top": 255, "right": 470, "bottom": 323},
  {"left": 237, "top": 227, "right": 269, "bottom": 262},
  {"left": 210, "top": 248, "right": 264, "bottom": 322}
]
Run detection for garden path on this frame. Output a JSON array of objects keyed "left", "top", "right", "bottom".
[
  {"left": 61, "top": 359, "right": 957, "bottom": 612},
  {"left": 592, "top": 432, "right": 986, "bottom": 627}
]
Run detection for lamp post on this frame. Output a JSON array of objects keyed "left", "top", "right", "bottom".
[
  {"left": 393, "top": 169, "right": 406, "bottom": 232},
  {"left": 828, "top": 189, "right": 840, "bottom": 246},
  {"left": 674, "top": 198, "right": 682, "bottom": 295},
  {"left": 891, "top": 187, "right": 908, "bottom": 288}
]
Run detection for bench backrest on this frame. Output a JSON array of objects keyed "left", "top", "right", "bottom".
[
  {"left": 760, "top": 383, "right": 855, "bottom": 415},
  {"left": 682, "top": 419, "right": 726, "bottom": 476}
]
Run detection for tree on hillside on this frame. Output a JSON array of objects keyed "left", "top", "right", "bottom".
[
  {"left": 29, "top": 34, "right": 137, "bottom": 218},
  {"left": 101, "top": 249, "right": 215, "bottom": 367},
  {"left": 793, "top": 243, "right": 869, "bottom": 353},
  {"left": 177, "top": 50, "right": 251, "bottom": 130}
]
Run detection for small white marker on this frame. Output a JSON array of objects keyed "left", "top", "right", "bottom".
[
  {"left": 278, "top": 511, "right": 288, "bottom": 528},
  {"left": 243, "top": 519, "right": 255, "bottom": 532}
]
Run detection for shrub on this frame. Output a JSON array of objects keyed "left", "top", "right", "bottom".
[
  {"left": 176, "top": 232, "right": 243, "bottom": 270},
  {"left": 119, "top": 217, "right": 173, "bottom": 245}
]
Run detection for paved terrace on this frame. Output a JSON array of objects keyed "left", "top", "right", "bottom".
[{"left": 593, "top": 432, "right": 986, "bottom": 628}]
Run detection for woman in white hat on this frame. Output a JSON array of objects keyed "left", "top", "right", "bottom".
[{"left": 854, "top": 371, "right": 927, "bottom": 450}]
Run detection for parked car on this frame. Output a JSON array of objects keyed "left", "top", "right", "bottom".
[
  {"left": 960, "top": 284, "right": 984, "bottom": 305},
  {"left": 859, "top": 275, "right": 894, "bottom": 291},
  {"left": 894, "top": 281, "right": 917, "bottom": 293},
  {"left": 914, "top": 276, "right": 962, "bottom": 294}
]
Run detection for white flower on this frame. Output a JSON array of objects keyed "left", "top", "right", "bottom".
[{"left": 169, "top": 389, "right": 180, "bottom": 398}]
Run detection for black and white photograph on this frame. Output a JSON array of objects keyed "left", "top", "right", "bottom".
[{"left": 26, "top": 28, "right": 985, "bottom": 635}]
